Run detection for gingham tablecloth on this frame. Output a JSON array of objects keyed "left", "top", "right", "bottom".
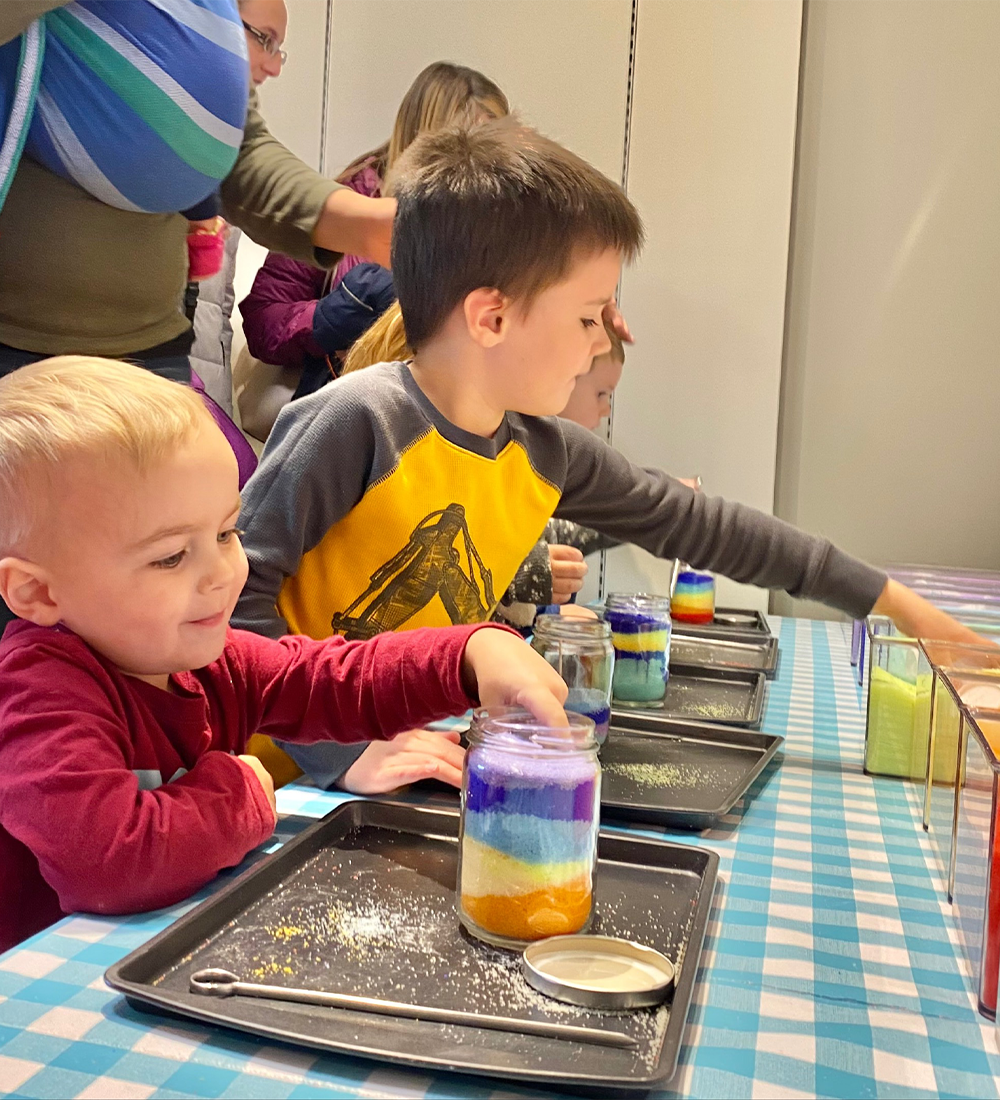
[{"left": 1, "top": 618, "right": 999, "bottom": 1099}]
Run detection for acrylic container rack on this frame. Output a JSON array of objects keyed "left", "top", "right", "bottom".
[{"left": 950, "top": 706, "right": 1000, "bottom": 1020}]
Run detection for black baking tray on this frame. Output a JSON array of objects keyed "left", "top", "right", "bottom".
[
  {"left": 600, "top": 714, "right": 783, "bottom": 828},
  {"left": 670, "top": 630, "right": 779, "bottom": 679},
  {"left": 674, "top": 607, "right": 771, "bottom": 637},
  {"left": 614, "top": 664, "right": 767, "bottom": 728},
  {"left": 105, "top": 801, "right": 717, "bottom": 1094}
]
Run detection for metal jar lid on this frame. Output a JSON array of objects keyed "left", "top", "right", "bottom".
[{"left": 522, "top": 934, "right": 675, "bottom": 1009}]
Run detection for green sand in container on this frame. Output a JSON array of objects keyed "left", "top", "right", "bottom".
[
  {"left": 866, "top": 667, "right": 960, "bottom": 781},
  {"left": 612, "top": 657, "right": 667, "bottom": 703}
]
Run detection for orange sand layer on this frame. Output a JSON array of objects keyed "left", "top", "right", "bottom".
[{"left": 461, "top": 881, "right": 592, "bottom": 941}]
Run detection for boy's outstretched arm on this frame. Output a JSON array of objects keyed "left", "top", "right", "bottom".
[
  {"left": 552, "top": 421, "right": 990, "bottom": 642},
  {"left": 873, "top": 579, "right": 990, "bottom": 645}
]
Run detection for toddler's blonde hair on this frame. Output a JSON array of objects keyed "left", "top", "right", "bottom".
[
  {"left": 341, "top": 302, "right": 626, "bottom": 375},
  {"left": 342, "top": 301, "right": 411, "bottom": 374},
  {"left": 0, "top": 356, "right": 211, "bottom": 554}
]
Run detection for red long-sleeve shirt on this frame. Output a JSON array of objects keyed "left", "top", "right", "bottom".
[{"left": 0, "top": 619, "right": 483, "bottom": 952}]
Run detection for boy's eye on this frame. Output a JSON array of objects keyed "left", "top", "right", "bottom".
[
  {"left": 152, "top": 550, "right": 186, "bottom": 570},
  {"left": 581, "top": 318, "right": 599, "bottom": 329},
  {"left": 219, "top": 526, "right": 244, "bottom": 544}
]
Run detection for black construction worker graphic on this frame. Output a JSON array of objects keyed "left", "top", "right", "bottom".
[{"left": 330, "top": 503, "right": 496, "bottom": 639}]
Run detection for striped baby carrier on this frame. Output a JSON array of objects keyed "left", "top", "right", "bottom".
[{"left": 0, "top": 0, "right": 249, "bottom": 214}]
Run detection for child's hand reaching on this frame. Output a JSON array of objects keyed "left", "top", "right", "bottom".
[
  {"left": 237, "top": 754, "right": 277, "bottom": 825},
  {"left": 873, "top": 579, "right": 993, "bottom": 646},
  {"left": 341, "top": 728, "right": 465, "bottom": 794},
  {"left": 462, "top": 626, "right": 569, "bottom": 727},
  {"left": 549, "top": 544, "right": 587, "bottom": 603}
]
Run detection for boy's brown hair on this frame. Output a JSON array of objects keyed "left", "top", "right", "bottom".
[{"left": 388, "top": 117, "right": 644, "bottom": 349}]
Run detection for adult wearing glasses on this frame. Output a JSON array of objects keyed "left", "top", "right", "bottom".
[
  {"left": 0, "top": 0, "right": 393, "bottom": 380},
  {"left": 0, "top": 0, "right": 392, "bottom": 632}
]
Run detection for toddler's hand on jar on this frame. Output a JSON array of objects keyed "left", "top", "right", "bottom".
[{"left": 462, "top": 626, "right": 569, "bottom": 727}]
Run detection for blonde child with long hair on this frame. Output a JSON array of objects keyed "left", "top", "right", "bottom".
[{"left": 239, "top": 62, "right": 508, "bottom": 394}]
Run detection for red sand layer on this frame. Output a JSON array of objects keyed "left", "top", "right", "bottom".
[{"left": 461, "top": 881, "right": 592, "bottom": 941}]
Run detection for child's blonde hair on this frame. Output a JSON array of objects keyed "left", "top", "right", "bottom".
[
  {"left": 342, "top": 302, "right": 411, "bottom": 374},
  {"left": 0, "top": 356, "right": 211, "bottom": 554},
  {"left": 342, "top": 305, "right": 626, "bottom": 376},
  {"left": 336, "top": 62, "right": 509, "bottom": 184}
]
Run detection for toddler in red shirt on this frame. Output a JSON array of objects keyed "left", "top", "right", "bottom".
[{"left": 0, "top": 357, "right": 567, "bottom": 952}]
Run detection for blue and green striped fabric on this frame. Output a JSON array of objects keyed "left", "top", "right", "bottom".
[{"left": 0, "top": 0, "right": 248, "bottom": 214}]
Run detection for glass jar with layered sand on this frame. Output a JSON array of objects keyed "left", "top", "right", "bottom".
[{"left": 457, "top": 708, "right": 600, "bottom": 950}]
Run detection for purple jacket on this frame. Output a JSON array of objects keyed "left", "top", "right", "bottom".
[{"left": 239, "top": 161, "right": 382, "bottom": 369}]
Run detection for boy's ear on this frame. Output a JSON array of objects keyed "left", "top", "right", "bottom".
[
  {"left": 0, "top": 557, "right": 61, "bottom": 627},
  {"left": 463, "top": 287, "right": 510, "bottom": 348}
]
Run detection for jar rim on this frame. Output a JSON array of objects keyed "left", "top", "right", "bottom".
[
  {"left": 469, "top": 705, "right": 598, "bottom": 752},
  {"left": 533, "top": 613, "right": 611, "bottom": 640},
  {"left": 605, "top": 592, "right": 672, "bottom": 612}
]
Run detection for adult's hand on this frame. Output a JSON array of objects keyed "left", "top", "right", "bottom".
[
  {"left": 602, "top": 298, "right": 633, "bottom": 344},
  {"left": 313, "top": 190, "right": 396, "bottom": 268}
]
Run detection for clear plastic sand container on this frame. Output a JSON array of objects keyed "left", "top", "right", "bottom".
[
  {"left": 863, "top": 618, "right": 930, "bottom": 779},
  {"left": 917, "top": 641, "right": 1000, "bottom": 835},
  {"left": 670, "top": 571, "right": 715, "bottom": 625},
  {"left": 951, "top": 708, "right": 1000, "bottom": 1019},
  {"left": 605, "top": 593, "right": 672, "bottom": 706},
  {"left": 458, "top": 708, "right": 601, "bottom": 949},
  {"left": 531, "top": 615, "right": 614, "bottom": 746}
]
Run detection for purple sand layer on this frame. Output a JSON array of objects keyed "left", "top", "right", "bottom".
[
  {"left": 465, "top": 770, "right": 598, "bottom": 821},
  {"left": 605, "top": 609, "right": 671, "bottom": 634}
]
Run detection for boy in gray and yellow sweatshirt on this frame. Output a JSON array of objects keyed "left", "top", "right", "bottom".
[{"left": 234, "top": 118, "right": 979, "bottom": 790}]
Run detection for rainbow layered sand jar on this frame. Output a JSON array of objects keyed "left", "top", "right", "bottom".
[
  {"left": 531, "top": 614, "right": 614, "bottom": 746},
  {"left": 671, "top": 570, "right": 716, "bottom": 624},
  {"left": 605, "top": 593, "right": 672, "bottom": 706},
  {"left": 458, "top": 708, "right": 601, "bottom": 949}
]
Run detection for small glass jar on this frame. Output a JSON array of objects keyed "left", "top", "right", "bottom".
[
  {"left": 457, "top": 707, "right": 601, "bottom": 949},
  {"left": 605, "top": 593, "right": 672, "bottom": 706},
  {"left": 671, "top": 570, "right": 716, "bottom": 624},
  {"left": 531, "top": 614, "right": 614, "bottom": 745}
]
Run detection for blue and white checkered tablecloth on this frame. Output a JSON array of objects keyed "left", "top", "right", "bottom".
[{"left": 2, "top": 617, "right": 999, "bottom": 1099}]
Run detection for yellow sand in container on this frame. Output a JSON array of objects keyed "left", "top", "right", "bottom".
[{"left": 867, "top": 667, "right": 960, "bottom": 782}]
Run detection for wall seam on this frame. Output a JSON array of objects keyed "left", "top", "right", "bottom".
[
  {"left": 602, "top": 0, "right": 639, "bottom": 600},
  {"left": 770, "top": 0, "right": 809, "bottom": 614},
  {"left": 318, "top": 0, "right": 334, "bottom": 173}
]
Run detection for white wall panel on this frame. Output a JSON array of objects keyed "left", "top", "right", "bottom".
[
  {"left": 606, "top": 0, "right": 803, "bottom": 609},
  {"left": 323, "top": 0, "right": 631, "bottom": 184},
  {"left": 774, "top": 0, "right": 1000, "bottom": 618}
]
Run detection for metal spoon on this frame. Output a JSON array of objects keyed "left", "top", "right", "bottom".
[{"left": 189, "top": 968, "right": 637, "bottom": 1050}]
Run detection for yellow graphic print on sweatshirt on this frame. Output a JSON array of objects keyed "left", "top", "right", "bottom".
[{"left": 276, "top": 428, "right": 560, "bottom": 641}]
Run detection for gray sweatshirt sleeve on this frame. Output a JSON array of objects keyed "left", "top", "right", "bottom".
[
  {"left": 554, "top": 422, "right": 887, "bottom": 619},
  {"left": 233, "top": 383, "right": 377, "bottom": 639}
]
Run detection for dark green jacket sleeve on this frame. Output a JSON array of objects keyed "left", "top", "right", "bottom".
[{"left": 220, "top": 91, "right": 342, "bottom": 269}]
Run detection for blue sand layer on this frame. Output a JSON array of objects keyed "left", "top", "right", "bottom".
[
  {"left": 675, "top": 571, "right": 714, "bottom": 590},
  {"left": 613, "top": 653, "right": 668, "bottom": 702},
  {"left": 463, "top": 809, "right": 596, "bottom": 864},
  {"left": 605, "top": 608, "right": 671, "bottom": 634},
  {"left": 466, "top": 770, "right": 598, "bottom": 820},
  {"left": 565, "top": 688, "right": 610, "bottom": 745}
]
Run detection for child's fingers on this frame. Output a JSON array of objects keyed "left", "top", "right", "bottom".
[
  {"left": 516, "top": 685, "right": 569, "bottom": 728},
  {"left": 551, "top": 559, "right": 588, "bottom": 579},
  {"left": 410, "top": 731, "right": 466, "bottom": 770},
  {"left": 549, "top": 545, "right": 584, "bottom": 562},
  {"left": 385, "top": 754, "right": 464, "bottom": 789}
]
